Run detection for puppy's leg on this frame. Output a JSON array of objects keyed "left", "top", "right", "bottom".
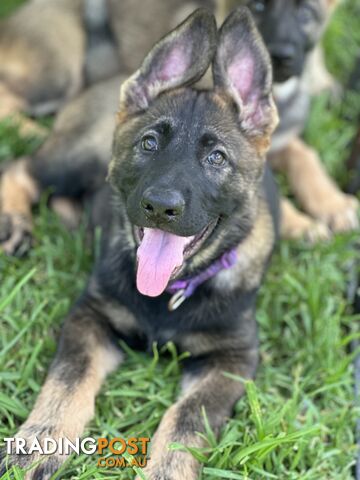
[
  {"left": 140, "top": 339, "right": 258, "bottom": 480},
  {"left": 0, "top": 296, "right": 123, "bottom": 480},
  {"left": 271, "top": 138, "right": 359, "bottom": 233},
  {"left": 0, "top": 158, "right": 39, "bottom": 256},
  {"left": 280, "top": 198, "right": 330, "bottom": 242}
]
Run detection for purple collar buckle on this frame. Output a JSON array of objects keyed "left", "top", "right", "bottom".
[{"left": 167, "top": 248, "right": 238, "bottom": 311}]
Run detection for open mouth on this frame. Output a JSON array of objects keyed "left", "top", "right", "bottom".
[{"left": 133, "top": 219, "right": 218, "bottom": 297}]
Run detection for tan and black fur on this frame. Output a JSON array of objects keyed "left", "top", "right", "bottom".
[
  {"left": 0, "top": 0, "right": 199, "bottom": 255},
  {"left": 0, "top": 0, "right": 85, "bottom": 136},
  {"left": 0, "top": 0, "right": 357, "bottom": 246},
  {"left": 224, "top": 0, "right": 358, "bottom": 240},
  {"left": 0, "top": 0, "right": 204, "bottom": 122},
  {"left": 1, "top": 8, "right": 279, "bottom": 480}
]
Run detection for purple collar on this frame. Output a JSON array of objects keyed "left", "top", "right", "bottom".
[{"left": 166, "top": 248, "right": 238, "bottom": 311}]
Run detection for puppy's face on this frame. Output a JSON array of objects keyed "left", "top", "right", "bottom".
[
  {"left": 244, "top": 0, "right": 330, "bottom": 82},
  {"left": 109, "top": 8, "right": 277, "bottom": 297},
  {"left": 114, "top": 90, "right": 264, "bottom": 240}
]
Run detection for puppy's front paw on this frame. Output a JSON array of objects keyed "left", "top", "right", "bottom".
[
  {"left": 318, "top": 193, "right": 359, "bottom": 233},
  {"left": 0, "top": 213, "right": 33, "bottom": 256},
  {"left": 281, "top": 210, "right": 331, "bottom": 243},
  {"left": 301, "top": 220, "right": 331, "bottom": 244}
]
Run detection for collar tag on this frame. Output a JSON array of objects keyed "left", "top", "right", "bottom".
[
  {"left": 166, "top": 248, "right": 238, "bottom": 311},
  {"left": 168, "top": 289, "right": 187, "bottom": 311}
]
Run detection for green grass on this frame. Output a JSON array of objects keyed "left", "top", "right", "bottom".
[
  {"left": 0, "top": 0, "right": 360, "bottom": 479},
  {"left": 0, "top": 0, "right": 24, "bottom": 17}
]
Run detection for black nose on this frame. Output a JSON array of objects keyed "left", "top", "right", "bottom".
[
  {"left": 269, "top": 43, "right": 296, "bottom": 66},
  {"left": 141, "top": 188, "right": 185, "bottom": 223}
]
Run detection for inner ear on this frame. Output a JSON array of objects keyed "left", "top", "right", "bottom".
[
  {"left": 155, "top": 45, "right": 191, "bottom": 82},
  {"left": 228, "top": 52, "right": 257, "bottom": 103},
  {"left": 119, "top": 8, "right": 217, "bottom": 115},
  {"left": 213, "top": 7, "right": 277, "bottom": 136}
]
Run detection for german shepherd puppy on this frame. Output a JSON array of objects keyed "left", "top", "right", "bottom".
[{"left": 0, "top": 7, "right": 279, "bottom": 480}]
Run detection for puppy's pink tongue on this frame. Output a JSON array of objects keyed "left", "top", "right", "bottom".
[{"left": 136, "top": 228, "right": 189, "bottom": 297}]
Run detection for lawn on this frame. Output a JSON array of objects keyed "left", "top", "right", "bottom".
[{"left": 0, "top": 0, "right": 360, "bottom": 479}]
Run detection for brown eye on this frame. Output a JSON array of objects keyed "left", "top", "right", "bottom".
[
  {"left": 141, "top": 135, "right": 158, "bottom": 152},
  {"left": 207, "top": 150, "right": 226, "bottom": 167}
]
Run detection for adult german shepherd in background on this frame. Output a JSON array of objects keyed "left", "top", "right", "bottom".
[
  {"left": 0, "top": 7, "right": 280, "bottom": 480},
  {"left": 0, "top": 0, "right": 358, "bottom": 253}
]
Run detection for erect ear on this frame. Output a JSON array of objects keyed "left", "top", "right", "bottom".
[
  {"left": 213, "top": 7, "right": 278, "bottom": 137},
  {"left": 119, "top": 9, "right": 217, "bottom": 115}
]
